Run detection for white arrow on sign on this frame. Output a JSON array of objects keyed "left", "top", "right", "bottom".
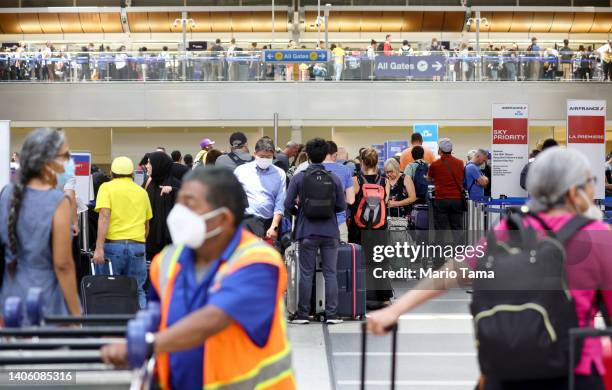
[{"left": 433, "top": 61, "right": 442, "bottom": 71}]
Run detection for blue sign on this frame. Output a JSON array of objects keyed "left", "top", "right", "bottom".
[
  {"left": 385, "top": 140, "right": 408, "bottom": 160},
  {"left": 375, "top": 55, "right": 446, "bottom": 78},
  {"left": 263, "top": 50, "right": 329, "bottom": 63},
  {"left": 414, "top": 124, "right": 439, "bottom": 143}
]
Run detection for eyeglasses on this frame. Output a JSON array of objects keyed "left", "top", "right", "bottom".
[
  {"left": 384, "top": 170, "right": 395, "bottom": 175},
  {"left": 55, "top": 151, "right": 71, "bottom": 161}
]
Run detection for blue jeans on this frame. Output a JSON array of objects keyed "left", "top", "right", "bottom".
[
  {"left": 96, "top": 242, "right": 147, "bottom": 309},
  {"left": 298, "top": 238, "right": 339, "bottom": 318}
]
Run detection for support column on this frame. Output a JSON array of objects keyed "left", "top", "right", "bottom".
[{"left": 290, "top": 122, "right": 303, "bottom": 144}]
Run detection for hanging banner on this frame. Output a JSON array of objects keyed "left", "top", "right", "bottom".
[
  {"left": 414, "top": 123, "right": 439, "bottom": 157},
  {"left": 72, "top": 152, "right": 92, "bottom": 202},
  {"left": 0, "top": 121, "right": 9, "bottom": 190},
  {"left": 491, "top": 104, "right": 529, "bottom": 198},
  {"left": 567, "top": 100, "right": 606, "bottom": 199}
]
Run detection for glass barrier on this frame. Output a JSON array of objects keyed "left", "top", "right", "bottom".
[{"left": 0, "top": 50, "right": 608, "bottom": 82}]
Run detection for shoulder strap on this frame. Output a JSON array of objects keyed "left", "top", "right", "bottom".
[
  {"left": 441, "top": 158, "right": 464, "bottom": 192},
  {"left": 555, "top": 215, "right": 594, "bottom": 245}
]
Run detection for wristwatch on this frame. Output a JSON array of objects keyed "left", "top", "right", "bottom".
[{"left": 145, "top": 332, "right": 156, "bottom": 360}]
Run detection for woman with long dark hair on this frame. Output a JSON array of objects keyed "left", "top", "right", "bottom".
[
  {"left": 144, "top": 152, "right": 181, "bottom": 262},
  {"left": 0, "top": 128, "right": 81, "bottom": 319}
]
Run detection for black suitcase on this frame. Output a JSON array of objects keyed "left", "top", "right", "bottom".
[
  {"left": 337, "top": 243, "right": 366, "bottom": 320},
  {"left": 80, "top": 260, "right": 139, "bottom": 315}
]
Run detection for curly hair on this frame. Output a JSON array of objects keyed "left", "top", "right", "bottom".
[{"left": 7, "top": 128, "right": 64, "bottom": 274}]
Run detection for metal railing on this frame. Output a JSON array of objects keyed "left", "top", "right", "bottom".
[{"left": 0, "top": 50, "right": 609, "bottom": 82}]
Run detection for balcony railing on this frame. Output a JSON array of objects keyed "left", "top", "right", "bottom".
[{"left": 0, "top": 50, "right": 609, "bottom": 82}]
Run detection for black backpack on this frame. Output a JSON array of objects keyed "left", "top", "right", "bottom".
[
  {"left": 227, "top": 152, "right": 254, "bottom": 168},
  {"left": 413, "top": 161, "right": 429, "bottom": 199},
  {"left": 301, "top": 166, "right": 336, "bottom": 220},
  {"left": 376, "top": 42, "right": 385, "bottom": 53},
  {"left": 471, "top": 213, "right": 594, "bottom": 381}
]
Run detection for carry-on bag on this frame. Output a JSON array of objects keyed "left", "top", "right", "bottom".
[
  {"left": 360, "top": 322, "right": 398, "bottom": 390},
  {"left": 336, "top": 243, "right": 366, "bottom": 320},
  {"left": 80, "top": 258, "right": 139, "bottom": 315},
  {"left": 285, "top": 242, "right": 325, "bottom": 319}
]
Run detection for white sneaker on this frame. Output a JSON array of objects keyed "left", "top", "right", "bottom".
[{"left": 326, "top": 317, "right": 344, "bottom": 325}]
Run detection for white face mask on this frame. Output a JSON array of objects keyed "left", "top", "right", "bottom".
[
  {"left": 578, "top": 190, "right": 604, "bottom": 221},
  {"left": 255, "top": 156, "right": 273, "bottom": 170},
  {"left": 166, "top": 204, "right": 227, "bottom": 249}
]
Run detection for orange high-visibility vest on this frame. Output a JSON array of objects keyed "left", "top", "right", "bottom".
[{"left": 149, "top": 229, "right": 296, "bottom": 390}]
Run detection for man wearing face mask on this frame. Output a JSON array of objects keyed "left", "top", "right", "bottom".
[
  {"left": 234, "top": 138, "right": 287, "bottom": 241},
  {"left": 56, "top": 157, "right": 78, "bottom": 237},
  {"left": 100, "top": 167, "right": 295, "bottom": 390}
]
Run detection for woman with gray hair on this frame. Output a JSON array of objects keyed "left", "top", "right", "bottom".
[
  {"left": 367, "top": 147, "right": 612, "bottom": 390},
  {"left": 0, "top": 128, "right": 81, "bottom": 319},
  {"left": 383, "top": 158, "right": 417, "bottom": 218}
]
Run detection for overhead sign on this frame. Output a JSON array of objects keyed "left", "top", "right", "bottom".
[
  {"left": 375, "top": 55, "right": 445, "bottom": 78},
  {"left": 0, "top": 121, "right": 9, "bottom": 190},
  {"left": 567, "top": 100, "right": 606, "bottom": 199},
  {"left": 491, "top": 104, "right": 529, "bottom": 198},
  {"left": 414, "top": 123, "right": 439, "bottom": 157},
  {"left": 263, "top": 50, "right": 329, "bottom": 63},
  {"left": 72, "top": 152, "right": 92, "bottom": 202}
]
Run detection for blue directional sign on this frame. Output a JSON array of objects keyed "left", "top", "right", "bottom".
[
  {"left": 375, "top": 55, "right": 446, "bottom": 78},
  {"left": 263, "top": 50, "right": 329, "bottom": 63}
]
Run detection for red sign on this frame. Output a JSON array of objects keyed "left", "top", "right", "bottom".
[
  {"left": 73, "top": 155, "right": 91, "bottom": 176},
  {"left": 567, "top": 116, "right": 605, "bottom": 144},
  {"left": 492, "top": 118, "right": 528, "bottom": 145}
]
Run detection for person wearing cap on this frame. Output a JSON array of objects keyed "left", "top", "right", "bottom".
[
  {"left": 93, "top": 156, "right": 153, "bottom": 309},
  {"left": 215, "top": 132, "right": 254, "bottom": 171},
  {"left": 427, "top": 138, "right": 465, "bottom": 235},
  {"left": 194, "top": 139, "right": 215, "bottom": 168}
]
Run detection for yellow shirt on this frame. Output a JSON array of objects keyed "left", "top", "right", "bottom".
[
  {"left": 332, "top": 47, "right": 345, "bottom": 65},
  {"left": 95, "top": 178, "right": 152, "bottom": 242}
]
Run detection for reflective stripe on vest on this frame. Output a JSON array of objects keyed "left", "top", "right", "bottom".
[
  {"left": 158, "top": 245, "right": 183, "bottom": 298},
  {"left": 211, "top": 241, "right": 278, "bottom": 288},
  {"left": 203, "top": 344, "right": 293, "bottom": 390}
]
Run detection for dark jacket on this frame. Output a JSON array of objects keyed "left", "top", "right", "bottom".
[{"left": 284, "top": 164, "right": 346, "bottom": 240}]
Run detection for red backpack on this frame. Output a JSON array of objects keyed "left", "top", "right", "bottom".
[{"left": 353, "top": 174, "right": 386, "bottom": 229}]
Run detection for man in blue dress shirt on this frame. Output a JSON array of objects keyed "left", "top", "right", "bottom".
[{"left": 234, "top": 137, "right": 287, "bottom": 241}]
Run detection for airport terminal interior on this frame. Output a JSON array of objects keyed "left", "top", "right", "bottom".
[{"left": 0, "top": 0, "right": 612, "bottom": 389}]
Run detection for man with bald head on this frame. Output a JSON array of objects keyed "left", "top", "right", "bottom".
[{"left": 275, "top": 141, "right": 301, "bottom": 172}]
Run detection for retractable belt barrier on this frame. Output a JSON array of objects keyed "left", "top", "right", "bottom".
[{"left": 466, "top": 197, "right": 529, "bottom": 245}]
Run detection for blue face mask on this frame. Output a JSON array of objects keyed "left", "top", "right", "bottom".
[{"left": 56, "top": 159, "right": 75, "bottom": 189}]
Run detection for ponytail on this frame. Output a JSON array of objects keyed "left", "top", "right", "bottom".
[{"left": 7, "top": 177, "right": 25, "bottom": 275}]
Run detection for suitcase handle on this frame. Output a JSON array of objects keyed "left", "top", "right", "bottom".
[
  {"left": 90, "top": 258, "right": 114, "bottom": 276},
  {"left": 361, "top": 322, "right": 398, "bottom": 390}
]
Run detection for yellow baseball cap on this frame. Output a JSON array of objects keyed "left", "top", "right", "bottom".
[{"left": 111, "top": 156, "right": 134, "bottom": 175}]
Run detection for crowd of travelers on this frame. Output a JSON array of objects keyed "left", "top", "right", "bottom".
[
  {"left": 1, "top": 126, "right": 611, "bottom": 389},
  {"left": 1, "top": 37, "right": 610, "bottom": 82}
]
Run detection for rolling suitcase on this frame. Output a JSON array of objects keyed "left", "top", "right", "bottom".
[
  {"left": 360, "top": 322, "right": 398, "bottom": 390},
  {"left": 336, "top": 243, "right": 366, "bottom": 320},
  {"left": 285, "top": 242, "right": 325, "bottom": 319},
  {"left": 80, "top": 259, "right": 139, "bottom": 315}
]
